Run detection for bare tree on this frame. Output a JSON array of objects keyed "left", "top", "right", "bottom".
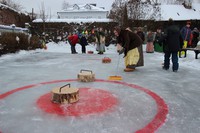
[
  {"left": 108, "top": 0, "right": 126, "bottom": 24},
  {"left": 109, "top": 0, "right": 200, "bottom": 23},
  {"left": 39, "top": 2, "right": 48, "bottom": 33},
  {"left": 0, "top": 0, "right": 10, "bottom": 5},
  {"left": 127, "top": 0, "right": 141, "bottom": 20},
  {"left": 122, "top": 4, "right": 129, "bottom": 28},
  {"left": 62, "top": 0, "right": 69, "bottom": 10},
  {"left": 0, "top": 0, "right": 23, "bottom": 11},
  {"left": 11, "top": 2, "right": 23, "bottom": 11}
]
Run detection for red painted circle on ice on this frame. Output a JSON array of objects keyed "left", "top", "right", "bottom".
[
  {"left": 37, "top": 88, "right": 118, "bottom": 116},
  {"left": 0, "top": 79, "right": 168, "bottom": 133}
]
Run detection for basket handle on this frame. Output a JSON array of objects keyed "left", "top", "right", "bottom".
[
  {"left": 80, "top": 69, "right": 93, "bottom": 74},
  {"left": 59, "top": 83, "right": 70, "bottom": 92}
]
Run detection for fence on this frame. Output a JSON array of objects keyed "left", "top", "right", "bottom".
[{"left": 0, "top": 24, "right": 29, "bottom": 35}]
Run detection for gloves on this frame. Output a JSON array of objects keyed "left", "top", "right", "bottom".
[{"left": 118, "top": 48, "right": 125, "bottom": 55}]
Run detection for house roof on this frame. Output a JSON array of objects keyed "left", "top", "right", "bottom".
[
  {"left": 159, "top": 3, "right": 200, "bottom": 21},
  {"left": 0, "top": 3, "right": 28, "bottom": 15},
  {"left": 58, "top": 4, "right": 108, "bottom": 13}
]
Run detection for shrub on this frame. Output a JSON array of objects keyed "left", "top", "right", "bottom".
[
  {"left": 0, "top": 32, "right": 42, "bottom": 56},
  {"left": 17, "top": 33, "right": 29, "bottom": 50},
  {"left": 29, "top": 35, "right": 42, "bottom": 50},
  {"left": 0, "top": 32, "right": 18, "bottom": 54}
]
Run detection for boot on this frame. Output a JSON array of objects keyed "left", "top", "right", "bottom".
[
  {"left": 127, "top": 65, "right": 136, "bottom": 69},
  {"left": 124, "top": 68, "right": 135, "bottom": 72}
]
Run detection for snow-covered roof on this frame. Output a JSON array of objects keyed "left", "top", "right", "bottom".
[
  {"left": 32, "top": 18, "right": 112, "bottom": 23},
  {"left": 33, "top": 3, "right": 110, "bottom": 23},
  {"left": 159, "top": 3, "right": 200, "bottom": 21},
  {"left": 0, "top": 3, "right": 28, "bottom": 15},
  {"left": 58, "top": 4, "right": 108, "bottom": 13}
]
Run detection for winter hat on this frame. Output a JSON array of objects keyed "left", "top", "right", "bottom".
[
  {"left": 168, "top": 18, "right": 174, "bottom": 25},
  {"left": 186, "top": 21, "right": 191, "bottom": 25}
]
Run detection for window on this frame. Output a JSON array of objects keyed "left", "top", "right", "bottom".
[
  {"left": 73, "top": 4, "right": 80, "bottom": 10},
  {"left": 84, "top": 4, "right": 91, "bottom": 10}
]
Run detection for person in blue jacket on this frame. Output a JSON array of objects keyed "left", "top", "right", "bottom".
[{"left": 180, "top": 21, "right": 192, "bottom": 48}]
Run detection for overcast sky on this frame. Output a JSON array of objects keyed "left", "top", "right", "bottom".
[{"left": 16, "top": 0, "right": 114, "bottom": 17}]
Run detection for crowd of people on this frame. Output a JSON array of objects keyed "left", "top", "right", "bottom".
[
  {"left": 113, "top": 19, "right": 199, "bottom": 73},
  {"left": 66, "top": 27, "right": 108, "bottom": 54},
  {"left": 39, "top": 20, "right": 199, "bottom": 73}
]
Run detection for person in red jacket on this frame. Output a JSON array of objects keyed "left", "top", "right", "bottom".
[{"left": 68, "top": 33, "right": 79, "bottom": 54}]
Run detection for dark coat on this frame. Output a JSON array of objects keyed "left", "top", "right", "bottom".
[
  {"left": 192, "top": 30, "right": 199, "bottom": 47},
  {"left": 117, "top": 30, "right": 143, "bottom": 56},
  {"left": 137, "top": 31, "right": 145, "bottom": 42},
  {"left": 164, "top": 24, "right": 181, "bottom": 52},
  {"left": 154, "top": 32, "right": 164, "bottom": 46},
  {"left": 80, "top": 36, "right": 88, "bottom": 46}
]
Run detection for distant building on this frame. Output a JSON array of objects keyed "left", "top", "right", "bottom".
[
  {"left": 57, "top": 4, "right": 108, "bottom": 20},
  {"left": 33, "top": 3, "right": 111, "bottom": 23}
]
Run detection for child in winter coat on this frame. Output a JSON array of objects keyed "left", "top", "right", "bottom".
[
  {"left": 79, "top": 34, "right": 88, "bottom": 53},
  {"left": 180, "top": 21, "right": 192, "bottom": 48}
]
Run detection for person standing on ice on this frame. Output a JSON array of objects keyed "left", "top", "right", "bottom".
[
  {"left": 95, "top": 27, "right": 106, "bottom": 54},
  {"left": 180, "top": 21, "right": 192, "bottom": 48},
  {"left": 127, "top": 27, "right": 144, "bottom": 67},
  {"left": 79, "top": 34, "right": 88, "bottom": 53},
  {"left": 191, "top": 27, "right": 199, "bottom": 48},
  {"left": 146, "top": 30, "right": 155, "bottom": 53},
  {"left": 162, "top": 18, "right": 181, "bottom": 72},
  {"left": 113, "top": 26, "right": 143, "bottom": 72},
  {"left": 68, "top": 32, "right": 79, "bottom": 54}
]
